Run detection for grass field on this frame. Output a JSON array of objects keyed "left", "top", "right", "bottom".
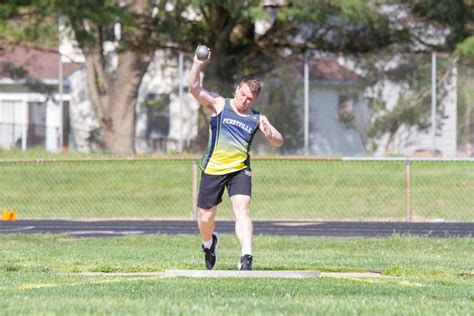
[
  {"left": 1, "top": 153, "right": 473, "bottom": 221},
  {"left": 0, "top": 233, "right": 472, "bottom": 315}
]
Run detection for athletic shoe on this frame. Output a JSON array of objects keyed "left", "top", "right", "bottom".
[
  {"left": 238, "top": 254, "right": 253, "bottom": 271},
  {"left": 202, "top": 233, "right": 220, "bottom": 270}
]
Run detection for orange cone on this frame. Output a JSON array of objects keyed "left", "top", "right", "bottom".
[{"left": 9, "top": 210, "right": 17, "bottom": 221}]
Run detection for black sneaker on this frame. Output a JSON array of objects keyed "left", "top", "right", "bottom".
[
  {"left": 202, "top": 233, "right": 220, "bottom": 270},
  {"left": 238, "top": 254, "right": 253, "bottom": 271}
]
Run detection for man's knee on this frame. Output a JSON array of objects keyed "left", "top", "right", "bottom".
[
  {"left": 199, "top": 208, "right": 215, "bottom": 223},
  {"left": 233, "top": 205, "right": 250, "bottom": 219}
]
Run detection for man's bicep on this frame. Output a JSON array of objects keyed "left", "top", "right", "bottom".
[
  {"left": 258, "top": 115, "right": 269, "bottom": 132},
  {"left": 194, "top": 88, "right": 220, "bottom": 108}
]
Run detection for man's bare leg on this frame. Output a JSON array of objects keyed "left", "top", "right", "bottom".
[
  {"left": 197, "top": 206, "right": 217, "bottom": 243},
  {"left": 198, "top": 206, "right": 220, "bottom": 269},
  {"left": 230, "top": 195, "right": 253, "bottom": 255}
]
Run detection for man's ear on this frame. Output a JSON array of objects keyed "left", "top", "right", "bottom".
[{"left": 233, "top": 83, "right": 240, "bottom": 97}]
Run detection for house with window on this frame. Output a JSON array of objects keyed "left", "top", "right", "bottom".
[
  {"left": 304, "top": 57, "right": 370, "bottom": 156},
  {"left": 66, "top": 50, "right": 198, "bottom": 153},
  {"left": 0, "top": 41, "right": 81, "bottom": 152},
  {"left": 302, "top": 54, "right": 457, "bottom": 157}
]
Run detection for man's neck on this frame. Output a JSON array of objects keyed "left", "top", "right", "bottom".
[{"left": 230, "top": 99, "right": 251, "bottom": 116}]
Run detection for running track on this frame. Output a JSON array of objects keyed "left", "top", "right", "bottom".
[{"left": 0, "top": 220, "right": 472, "bottom": 238}]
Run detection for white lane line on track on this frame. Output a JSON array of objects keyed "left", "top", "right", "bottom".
[
  {"left": 69, "top": 231, "right": 144, "bottom": 236},
  {"left": 0, "top": 226, "right": 35, "bottom": 232}
]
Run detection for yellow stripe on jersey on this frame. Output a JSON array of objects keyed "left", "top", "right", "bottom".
[{"left": 204, "top": 149, "right": 248, "bottom": 175}]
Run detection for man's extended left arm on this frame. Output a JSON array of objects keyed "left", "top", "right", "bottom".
[{"left": 259, "top": 115, "right": 284, "bottom": 147}]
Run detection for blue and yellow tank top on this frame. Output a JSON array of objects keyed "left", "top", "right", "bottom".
[{"left": 201, "top": 99, "right": 260, "bottom": 175}]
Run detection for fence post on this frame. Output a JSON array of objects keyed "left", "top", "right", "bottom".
[
  {"left": 404, "top": 158, "right": 412, "bottom": 222},
  {"left": 431, "top": 52, "right": 437, "bottom": 156},
  {"left": 304, "top": 50, "right": 309, "bottom": 155},
  {"left": 178, "top": 53, "right": 184, "bottom": 154},
  {"left": 192, "top": 160, "right": 198, "bottom": 220}
]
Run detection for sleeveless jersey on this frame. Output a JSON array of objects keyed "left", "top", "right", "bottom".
[{"left": 201, "top": 99, "right": 260, "bottom": 175}]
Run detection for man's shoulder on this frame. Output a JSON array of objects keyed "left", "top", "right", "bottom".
[{"left": 214, "top": 97, "right": 226, "bottom": 113}]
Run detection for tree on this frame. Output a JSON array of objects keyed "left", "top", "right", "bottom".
[
  {"left": 1, "top": 0, "right": 192, "bottom": 153},
  {"left": 2, "top": 0, "right": 471, "bottom": 154},
  {"left": 456, "top": 37, "right": 474, "bottom": 148},
  {"left": 364, "top": 0, "right": 474, "bottom": 153},
  {"left": 298, "top": 0, "right": 473, "bottom": 155},
  {"left": 0, "top": 0, "right": 58, "bottom": 48},
  {"left": 52, "top": 0, "right": 189, "bottom": 153},
  {"left": 179, "top": 0, "right": 410, "bottom": 150}
]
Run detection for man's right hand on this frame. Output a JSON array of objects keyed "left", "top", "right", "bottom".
[
  {"left": 189, "top": 49, "right": 223, "bottom": 113},
  {"left": 194, "top": 50, "right": 212, "bottom": 65}
]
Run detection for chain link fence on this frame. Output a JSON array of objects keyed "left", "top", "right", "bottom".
[
  {"left": 1, "top": 157, "right": 472, "bottom": 222},
  {"left": 1, "top": 44, "right": 473, "bottom": 223}
]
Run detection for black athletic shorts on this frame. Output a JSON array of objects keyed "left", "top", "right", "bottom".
[{"left": 197, "top": 168, "right": 252, "bottom": 209}]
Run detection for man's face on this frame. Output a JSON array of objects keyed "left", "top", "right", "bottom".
[{"left": 234, "top": 83, "right": 258, "bottom": 112}]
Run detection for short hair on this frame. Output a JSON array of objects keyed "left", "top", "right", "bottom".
[{"left": 237, "top": 77, "right": 262, "bottom": 97}]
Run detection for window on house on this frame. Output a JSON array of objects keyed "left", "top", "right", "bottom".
[
  {"left": 337, "top": 94, "right": 356, "bottom": 129},
  {"left": 145, "top": 93, "right": 170, "bottom": 142},
  {"left": 78, "top": 89, "right": 87, "bottom": 103},
  {"left": 0, "top": 100, "right": 22, "bottom": 149},
  {"left": 27, "top": 101, "right": 47, "bottom": 146},
  {"left": 338, "top": 95, "right": 354, "bottom": 113}
]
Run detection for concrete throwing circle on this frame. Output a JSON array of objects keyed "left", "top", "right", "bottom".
[
  {"left": 72, "top": 270, "right": 320, "bottom": 278},
  {"left": 70, "top": 270, "right": 388, "bottom": 279},
  {"left": 164, "top": 269, "right": 321, "bottom": 278}
]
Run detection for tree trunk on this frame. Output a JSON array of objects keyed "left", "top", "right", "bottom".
[
  {"left": 100, "top": 95, "right": 137, "bottom": 154},
  {"left": 83, "top": 50, "right": 152, "bottom": 154},
  {"left": 463, "top": 66, "right": 473, "bottom": 144}
]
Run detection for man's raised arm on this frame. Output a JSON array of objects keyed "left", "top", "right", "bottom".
[{"left": 189, "top": 52, "right": 220, "bottom": 112}]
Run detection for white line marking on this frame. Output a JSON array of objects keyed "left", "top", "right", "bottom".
[
  {"left": 0, "top": 226, "right": 35, "bottom": 232},
  {"left": 69, "top": 231, "right": 144, "bottom": 236},
  {"left": 67, "top": 272, "right": 166, "bottom": 277},
  {"left": 273, "top": 222, "right": 321, "bottom": 227}
]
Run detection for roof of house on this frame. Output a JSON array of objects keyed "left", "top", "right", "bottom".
[
  {"left": 308, "top": 58, "right": 360, "bottom": 81},
  {"left": 0, "top": 41, "right": 82, "bottom": 81},
  {"left": 292, "top": 56, "right": 361, "bottom": 82}
]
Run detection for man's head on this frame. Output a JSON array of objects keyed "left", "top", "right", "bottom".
[{"left": 233, "top": 77, "right": 262, "bottom": 112}]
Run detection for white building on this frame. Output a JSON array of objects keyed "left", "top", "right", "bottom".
[
  {"left": 66, "top": 51, "right": 198, "bottom": 154},
  {"left": 307, "top": 54, "right": 457, "bottom": 157},
  {"left": 0, "top": 41, "right": 81, "bottom": 152}
]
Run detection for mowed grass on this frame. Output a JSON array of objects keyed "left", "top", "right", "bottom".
[
  {"left": 1, "top": 155, "right": 473, "bottom": 221},
  {"left": 0, "top": 233, "right": 472, "bottom": 315}
]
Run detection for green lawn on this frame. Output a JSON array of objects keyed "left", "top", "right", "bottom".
[
  {"left": 0, "top": 234, "right": 472, "bottom": 315},
  {"left": 1, "top": 153, "right": 473, "bottom": 221}
]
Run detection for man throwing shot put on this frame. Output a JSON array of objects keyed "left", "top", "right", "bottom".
[{"left": 189, "top": 47, "right": 284, "bottom": 271}]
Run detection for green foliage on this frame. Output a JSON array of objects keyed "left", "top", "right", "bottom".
[
  {"left": 350, "top": 53, "right": 457, "bottom": 153},
  {"left": 276, "top": 0, "right": 399, "bottom": 52},
  {"left": 0, "top": 0, "right": 59, "bottom": 47},
  {"left": 368, "top": 95, "right": 431, "bottom": 141},
  {"left": 407, "top": 0, "right": 473, "bottom": 49},
  {"left": 456, "top": 59, "right": 474, "bottom": 146},
  {"left": 457, "top": 36, "right": 474, "bottom": 58},
  {"left": 337, "top": 107, "right": 357, "bottom": 129},
  {"left": 255, "top": 62, "right": 304, "bottom": 152}
]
